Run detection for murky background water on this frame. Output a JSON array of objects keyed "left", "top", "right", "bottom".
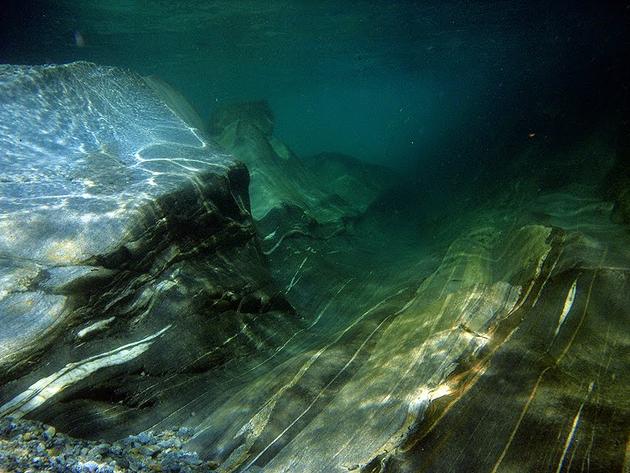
[{"left": 2, "top": 1, "right": 627, "bottom": 170}]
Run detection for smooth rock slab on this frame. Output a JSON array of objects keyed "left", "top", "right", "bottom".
[{"left": 0, "top": 62, "right": 231, "bottom": 372}]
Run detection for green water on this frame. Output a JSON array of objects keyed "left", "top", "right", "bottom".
[
  {"left": 2, "top": 1, "right": 627, "bottom": 169},
  {"left": 0, "top": 2, "right": 629, "bottom": 473}
]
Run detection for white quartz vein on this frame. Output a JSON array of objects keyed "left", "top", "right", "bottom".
[
  {"left": 554, "top": 279, "right": 577, "bottom": 337},
  {"left": 0, "top": 324, "right": 171, "bottom": 418},
  {"left": 77, "top": 317, "right": 116, "bottom": 338},
  {"left": 286, "top": 255, "right": 309, "bottom": 294},
  {"left": 555, "top": 381, "right": 594, "bottom": 473}
]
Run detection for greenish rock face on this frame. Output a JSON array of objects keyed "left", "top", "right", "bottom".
[
  {"left": 0, "top": 62, "right": 629, "bottom": 473},
  {"left": 208, "top": 100, "right": 397, "bottom": 224}
]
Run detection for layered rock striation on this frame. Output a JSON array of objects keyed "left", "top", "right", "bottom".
[{"left": 0, "top": 63, "right": 628, "bottom": 473}]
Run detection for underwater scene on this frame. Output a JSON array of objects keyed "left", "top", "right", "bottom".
[{"left": 0, "top": 1, "right": 629, "bottom": 472}]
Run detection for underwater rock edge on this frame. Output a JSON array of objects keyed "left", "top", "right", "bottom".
[{"left": 0, "top": 63, "right": 300, "bottom": 438}]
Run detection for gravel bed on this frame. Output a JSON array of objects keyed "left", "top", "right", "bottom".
[{"left": 0, "top": 417, "right": 219, "bottom": 472}]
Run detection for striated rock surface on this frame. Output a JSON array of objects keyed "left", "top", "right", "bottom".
[
  {"left": 0, "top": 62, "right": 300, "bottom": 442},
  {"left": 248, "top": 180, "right": 630, "bottom": 473},
  {"left": 203, "top": 99, "right": 629, "bottom": 472},
  {"left": 0, "top": 64, "right": 628, "bottom": 473}
]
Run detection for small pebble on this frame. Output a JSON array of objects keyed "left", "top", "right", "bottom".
[
  {"left": 44, "top": 425, "right": 57, "bottom": 440},
  {"left": 177, "top": 426, "right": 194, "bottom": 437},
  {"left": 136, "top": 431, "right": 152, "bottom": 444}
]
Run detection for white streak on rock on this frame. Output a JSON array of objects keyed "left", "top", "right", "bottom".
[
  {"left": 555, "top": 381, "right": 594, "bottom": 473},
  {"left": 263, "top": 228, "right": 278, "bottom": 241},
  {"left": 407, "top": 384, "right": 453, "bottom": 415},
  {"left": 77, "top": 317, "right": 116, "bottom": 338},
  {"left": 286, "top": 255, "right": 309, "bottom": 294},
  {"left": 554, "top": 279, "right": 577, "bottom": 337},
  {"left": 0, "top": 324, "right": 171, "bottom": 418}
]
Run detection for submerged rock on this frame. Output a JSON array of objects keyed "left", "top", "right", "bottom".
[
  {"left": 0, "top": 62, "right": 299, "bottom": 441},
  {"left": 0, "top": 63, "right": 627, "bottom": 473},
  {"left": 209, "top": 100, "right": 275, "bottom": 137},
  {"left": 208, "top": 100, "right": 397, "bottom": 223}
]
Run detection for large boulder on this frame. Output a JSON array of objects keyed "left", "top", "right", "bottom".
[{"left": 0, "top": 62, "right": 299, "bottom": 439}]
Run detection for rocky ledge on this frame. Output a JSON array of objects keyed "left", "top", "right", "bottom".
[{"left": 0, "top": 63, "right": 300, "bottom": 445}]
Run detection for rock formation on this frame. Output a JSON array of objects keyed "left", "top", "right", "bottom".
[
  {"left": 0, "top": 63, "right": 300, "bottom": 442},
  {"left": 208, "top": 100, "right": 397, "bottom": 224},
  {"left": 0, "top": 63, "right": 628, "bottom": 473}
]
